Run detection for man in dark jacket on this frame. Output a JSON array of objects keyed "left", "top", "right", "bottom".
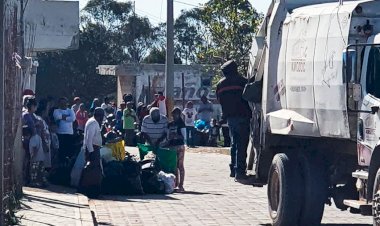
[{"left": 216, "top": 60, "right": 252, "bottom": 183}]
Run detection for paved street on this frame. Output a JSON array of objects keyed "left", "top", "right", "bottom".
[{"left": 90, "top": 151, "right": 373, "bottom": 226}]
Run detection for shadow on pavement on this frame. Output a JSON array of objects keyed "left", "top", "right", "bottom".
[
  {"left": 99, "top": 194, "right": 179, "bottom": 202},
  {"left": 23, "top": 194, "right": 87, "bottom": 209},
  {"left": 260, "top": 224, "right": 371, "bottom": 226},
  {"left": 179, "top": 190, "right": 224, "bottom": 196},
  {"left": 24, "top": 184, "right": 78, "bottom": 196},
  {"left": 93, "top": 190, "right": 224, "bottom": 202}
]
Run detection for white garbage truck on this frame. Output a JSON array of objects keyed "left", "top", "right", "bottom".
[{"left": 247, "top": 0, "right": 380, "bottom": 225}]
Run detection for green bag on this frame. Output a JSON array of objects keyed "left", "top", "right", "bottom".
[{"left": 137, "top": 144, "right": 177, "bottom": 174}]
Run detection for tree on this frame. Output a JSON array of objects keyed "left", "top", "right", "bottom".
[
  {"left": 143, "top": 47, "right": 166, "bottom": 64},
  {"left": 143, "top": 47, "right": 182, "bottom": 64},
  {"left": 199, "top": 0, "right": 262, "bottom": 70},
  {"left": 36, "top": 23, "right": 123, "bottom": 103},
  {"left": 174, "top": 9, "right": 207, "bottom": 64},
  {"left": 36, "top": 0, "right": 133, "bottom": 103},
  {"left": 82, "top": 0, "right": 132, "bottom": 30},
  {"left": 121, "top": 15, "right": 157, "bottom": 63}
]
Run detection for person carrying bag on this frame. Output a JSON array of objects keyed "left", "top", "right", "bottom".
[{"left": 79, "top": 108, "right": 104, "bottom": 198}]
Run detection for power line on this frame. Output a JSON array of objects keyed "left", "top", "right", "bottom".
[
  {"left": 173, "top": 0, "right": 203, "bottom": 8},
  {"left": 135, "top": 8, "right": 162, "bottom": 21},
  {"left": 134, "top": 9, "right": 161, "bottom": 23}
]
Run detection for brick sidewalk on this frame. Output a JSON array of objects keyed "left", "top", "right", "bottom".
[
  {"left": 17, "top": 185, "right": 94, "bottom": 226},
  {"left": 90, "top": 151, "right": 372, "bottom": 226}
]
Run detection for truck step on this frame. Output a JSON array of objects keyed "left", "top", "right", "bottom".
[
  {"left": 352, "top": 170, "right": 368, "bottom": 180},
  {"left": 343, "top": 199, "right": 372, "bottom": 216}
]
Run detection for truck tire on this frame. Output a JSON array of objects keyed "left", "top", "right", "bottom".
[
  {"left": 267, "top": 153, "right": 302, "bottom": 226},
  {"left": 299, "top": 153, "right": 327, "bottom": 226},
  {"left": 372, "top": 168, "right": 380, "bottom": 226}
]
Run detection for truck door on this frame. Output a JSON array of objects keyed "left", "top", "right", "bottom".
[{"left": 358, "top": 45, "right": 380, "bottom": 166}]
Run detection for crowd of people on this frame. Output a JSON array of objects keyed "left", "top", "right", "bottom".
[
  {"left": 21, "top": 59, "right": 254, "bottom": 195},
  {"left": 21, "top": 90, "right": 230, "bottom": 191}
]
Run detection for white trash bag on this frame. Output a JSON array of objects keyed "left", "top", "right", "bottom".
[
  {"left": 70, "top": 147, "right": 86, "bottom": 187},
  {"left": 100, "top": 146, "right": 115, "bottom": 163},
  {"left": 158, "top": 171, "right": 176, "bottom": 194}
]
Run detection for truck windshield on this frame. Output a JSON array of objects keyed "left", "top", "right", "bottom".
[{"left": 366, "top": 47, "right": 380, "bottom": 98}]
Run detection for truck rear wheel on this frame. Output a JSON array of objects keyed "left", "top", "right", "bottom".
[
  {"left": 267, "top": 153, "right": 302, "bottom": 226},
  {"left": 372, "top": 168, "right": 380, "bottom": 226},
  {"left": 299, "top": 153, "right": 327, "bottom": 225}
]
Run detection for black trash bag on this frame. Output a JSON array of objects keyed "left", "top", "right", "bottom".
[
  {"left": 121, "top": 157, "right": 144, "bottom": 195},
  {"left": 140, "top": 159, "right": 165, "bottom": 194},
  {"left": 79, "top": 150, "right": 103, "bottom": 198},
  {"left": 48, "top": 157, "right": 75, "bottom": 186},
  {"left": 102, "top": 159, "right": 144, "bottom": 195},
  {"left": 122, "top": 157, "right": 141, "bottom": 177},
  {"left": 122, "top": 174, "right": 144, "bottom": 195},
  {"left": 102, "top": 161, "right": 125, "bottom": 195}
]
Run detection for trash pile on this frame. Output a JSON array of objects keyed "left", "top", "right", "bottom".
[{"left": 70, "top": 136, "right": 177, "bottom": 195}]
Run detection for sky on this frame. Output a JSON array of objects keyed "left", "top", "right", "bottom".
[{"left": 78, "top": 0, "right": 271, "bottom": 24}]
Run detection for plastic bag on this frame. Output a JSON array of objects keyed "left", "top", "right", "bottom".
[
  {"left": 137, "top": 144, "right": 177, "bottom": 174},
  {"left": 70, "top": 148, "right": 86, "bottom": 187},
  {"left": 158, "top": 171, "right": 176, "bottom": 194},
  {"left": 105, "top": 140, "right": 125, "bottom": 161},
  {"left": 100, "top": 147, "right": 116, "bottom": 163}
]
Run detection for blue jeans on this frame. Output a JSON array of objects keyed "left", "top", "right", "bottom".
[
  {"left": 227, "top": 117, "right": 250, "bottom": 176},
  {"left": 186, "top": 126, "right": 195, "bottom": 146}
]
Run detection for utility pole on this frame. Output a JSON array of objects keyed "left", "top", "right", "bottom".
[
  {"left": 165, "top": 0, "right": 174, "bottom": 116},
  {"left": 0, "top": 0, "right": 5, "bottom": 224}
]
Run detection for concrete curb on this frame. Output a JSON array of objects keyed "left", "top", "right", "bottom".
[{"left": 76, "top": 193, "right": 94, "bottom": 226}]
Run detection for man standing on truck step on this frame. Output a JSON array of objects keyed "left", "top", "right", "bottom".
[{"left": 216, "top": 60, "right": 253, "bottom": 184}]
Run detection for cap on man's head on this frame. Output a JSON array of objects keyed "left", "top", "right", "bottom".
[
  {"left": 221, "top": 60, "right": 238, "bottom": 77},
  {"left": 74, "top": 97, "right": 80, "bottom": 101}
]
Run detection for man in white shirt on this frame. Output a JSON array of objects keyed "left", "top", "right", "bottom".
[
  {"left": 53, "top": 97, "right": 76, "bottom": 163},
  {"left": 83, "top": 108, "right": 104, "bottom": 156},
  {"left": 80, "top": 108, "right": 104, "bottom": 198}
]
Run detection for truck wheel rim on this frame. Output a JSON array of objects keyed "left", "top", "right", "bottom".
[
  {"left": 269, "top": 169, "right": 280, "bottom": 217},
  {"left": 373, "top": 185, "right": 380, "bottom": 224}
]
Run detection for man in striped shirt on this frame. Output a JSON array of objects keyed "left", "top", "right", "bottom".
[{"left": 141, "top": 107, "right": 168, "bottom": 147}]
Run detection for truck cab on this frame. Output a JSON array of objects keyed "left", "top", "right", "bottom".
[{"left": 344, "top": 33, "right": 380, "bottom": 222}]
